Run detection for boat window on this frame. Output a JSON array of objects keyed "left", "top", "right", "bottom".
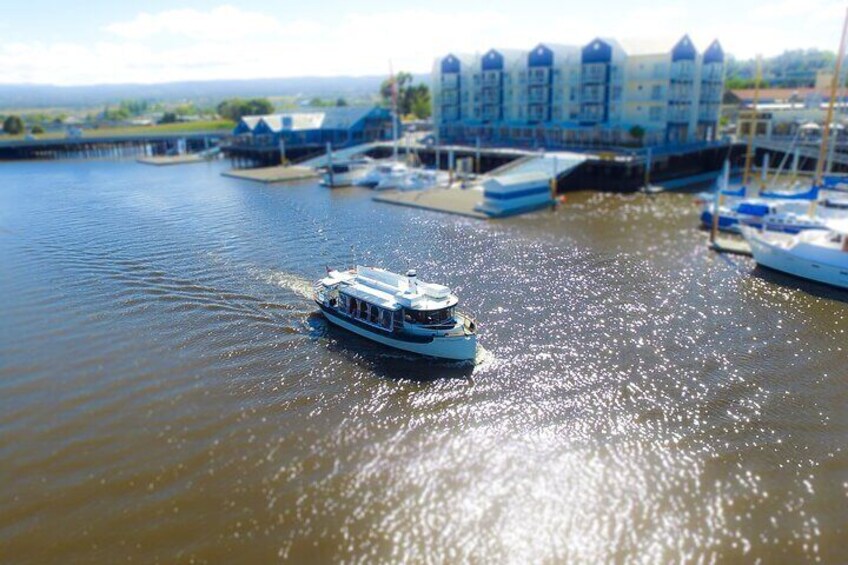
[
  {"left": 381, "top": 311, "right": 392, "bottom": 329},
  {"left": 359, "top": 301, "right": 368, "bottom": 319},
  {"left": 349, "top": 297, "right": 358, "bottom": 315},
  {"left": 369, "top": 305, "right": 380, "bottom": 324},
  {"left": 403, "top": 307, "right": 454, "bottom": 325}
]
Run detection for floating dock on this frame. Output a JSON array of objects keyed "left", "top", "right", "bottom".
[
  {"left": 709, "top": 237, "right": 753, "bottom": 256},
  {"left": 137, "top": 154, "right": 209, "bottom": 166},
  {"left": 221, "top": 165, "right": 318, "bottom": 184},
  {"left": 373, "top": 188, "right": 488, "bottom": 219}
]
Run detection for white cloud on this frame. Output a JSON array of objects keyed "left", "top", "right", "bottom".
[
  {"left": 0, "top": 3, "right": 845, "bottom": 85},
  {"left": 103, "top": 5, "right": 287, "bottom": 41}
]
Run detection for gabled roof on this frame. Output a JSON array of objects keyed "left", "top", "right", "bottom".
[{"left": 240, "top": 107, "right": 388, "bottom": 134}]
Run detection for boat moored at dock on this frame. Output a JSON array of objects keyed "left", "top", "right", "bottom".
[
  {"left": 321, "top": 158, "right": 373, "bottom": 187},
  {"left": 313, "top": 266, "right": 478, "bottom": 360},
  {"left": 741, "top": 220, "right": 848, "bottom": 289}
]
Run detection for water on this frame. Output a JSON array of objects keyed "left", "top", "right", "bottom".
[{"left": 1, "top": 160, "right": 846, "bottom": 563}]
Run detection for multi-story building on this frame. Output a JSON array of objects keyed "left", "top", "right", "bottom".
[{"left": 432, "top": 35, "right": 725, "bottom": 148}]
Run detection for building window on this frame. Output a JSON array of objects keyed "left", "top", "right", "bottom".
[
  {"left": 649, "top": 106, "right": 662, "bottom": 121},
  {"left": 651, "top": 85, "right": 662, "bottom": 100}
]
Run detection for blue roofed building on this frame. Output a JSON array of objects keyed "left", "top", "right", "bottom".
[
  {"left": 232, "top": 106, "right": 395, "bottom": 151},
  {"left": 432, "top": 35, "right": 725, "bottom": 149}
]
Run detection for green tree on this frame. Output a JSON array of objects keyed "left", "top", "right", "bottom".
[
  {"left": 159, "top": 112, "right": 178, "bottom": 124},
  {"left": 2, "top": 115, "right": 24, "bottom": 135},
  {"left": 31, "top": 125, "right": 45, "bottom": 134},
  {"left": 628, "top": 125, "right": 645, "bottom": 143},
  {"left": 174, "top": 103, "right": 197, "bottom": 116},
  {"left": 408, "top": 85, "right": 431, "bottom": 119},
  {"left": 336, "top": 98, "right": 348, "bottom": 107},
  {"left": 380, "top": 72, "right": 413, "bottom": 111},
  {"left": 217, "top": 98, "right": 274, "bottom": 121}
]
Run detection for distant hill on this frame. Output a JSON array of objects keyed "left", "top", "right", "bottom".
[{"left": 0, "top": 74, "right": 430, "bottom": 110}]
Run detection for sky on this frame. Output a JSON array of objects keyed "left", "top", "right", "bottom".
[{"left": 0, "top": 0, "right": 845, "bottom": 85}]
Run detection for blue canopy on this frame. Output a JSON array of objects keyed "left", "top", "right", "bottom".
[
  {"left": 820, "top": 175, "right": 848, "bottom": 191},
  {"left": 737, "top": 202, "right": 771, "bottom": 216},
  {"left": 720, "top": 185, "right": 746, "bottom": 197},
  {"left": 760, "top": 185, "right": 819, "bottom": 200}
]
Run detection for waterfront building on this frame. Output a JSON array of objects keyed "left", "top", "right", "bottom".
[
  {"left": 232, "top": 106, "right": 394, "bottom": 150},
  {"left": 432, "top": 36, "right": 725, "bottom": 148}
]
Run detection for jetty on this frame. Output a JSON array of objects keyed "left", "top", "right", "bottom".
[
  {"left": 221, "top": 165, "right": 318, "bottom": 184},
  {"left": 374, "top": 188, "right": 488, "bottom": 219}
]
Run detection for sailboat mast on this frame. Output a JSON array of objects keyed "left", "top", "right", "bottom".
[
  {"left": 814, "top": 6, "right": 848, "bottom": 186},
  {"left": 389, "top": 62, "right": 399, "bottom": 162},
  {"left": 742, "top": 55, "right": 762, "bottom": 192}
]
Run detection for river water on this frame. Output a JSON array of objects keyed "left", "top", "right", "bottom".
[{"left": 1, "top": 159, "right": 846, "bottom": 563}]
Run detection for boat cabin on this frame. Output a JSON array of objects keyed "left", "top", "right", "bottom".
[{"left": 316, "top": 266, "right": 461, "bottom": 333}]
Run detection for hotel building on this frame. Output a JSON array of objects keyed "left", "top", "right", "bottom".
[{"left": 432, "top": 36, "right": 725, "bottom": 148}]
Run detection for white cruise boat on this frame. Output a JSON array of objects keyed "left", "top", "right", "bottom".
[
  {"left": 321, "top": 158, "right": 373, "bottom": 188},
  {"left": 741, "top": 220, "right": 848, "bottom": 289},
  {"left": 354, "top": 162, "right": 409, "bottom": 189},
  {"left": 313, "top": 266, "right": 478, "bottom": 360}
]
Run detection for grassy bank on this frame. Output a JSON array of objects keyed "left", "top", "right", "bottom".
[{"left": 1, "top": 119, "right": 234, "bottom": 141}]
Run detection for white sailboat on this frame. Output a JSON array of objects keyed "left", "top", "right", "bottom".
[{"left": 741, "top": 221, "right": 848, "bottom": 289}]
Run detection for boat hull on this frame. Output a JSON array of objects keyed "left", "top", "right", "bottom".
[
  {"left": 318, "top": 304, "right": 477, "bottom": 361},
  {"left": 744, "top": 230, "right": 848, "bottom": 289}
]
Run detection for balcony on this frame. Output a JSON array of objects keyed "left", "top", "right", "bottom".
[
  {"left": 528, "top": 108, "right": 549, "bottom": 122},
  {"left": 528, "top": 71, "right": 550, "bottom": 86},
  {"left": 441, "top": 108, "right": 460, "bottom": 122},
  {"left": 482, "top": 86, "right": 500, "bottom": 103},
  {"left": 669, "top": 86, "right": 694, "bottom": 101},
  {"left": 482, "top": 107, "right": 501, "bottom": 122},
  {"left": 528, "top": 87, "right": 549, "bottom": 104},
  {"left": 668, "top": 104, "right": 691, "bottom": 123},
  {"left": 581, "top": 88, "right": 604, "bottom": 103},
  {"left": 670, "top": 64, "right": 695, "bottom": 82},
  {"left": 482, "top": 72, "right": 501, "bottom": 86},
  {"left": 582, "top": 64, "right": 607, "bottom": 84},
  {"left": 441, "top": 74, "right": 459, "bottom": 88},
  {"left": 441, "top": 92, "right": 459, "bottom": 105}
]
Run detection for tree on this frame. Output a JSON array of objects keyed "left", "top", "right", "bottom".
[
  {"left": 380, "top": 72, "right": 432, "bottom": 118},
  {"left": 217, "top": 98, "right": 274, "bottom": 121},
  {"left": 336, "top": 98, "right": 348, "bottom": 107},
  {"left": 628, "top": 125, "right": 645, "bottom": 143},
  {"left": 31, "top": 125, "right": 45, "bottom": 134},
  {"left": 159, "top": 112, "right": 178, "bottom": 124},
  {"left": 407, "top": 84, "right": 431, "bottom": 119},
  {"left": 380, "top": 72, "right": 413, "bottom": 111},
  {"left": 3, "top": 115, "right": 24, "bottom": 135}
]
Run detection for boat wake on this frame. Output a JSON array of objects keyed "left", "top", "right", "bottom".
[{"left": 259, "top": 269, "right": 314, "bottom": 300}]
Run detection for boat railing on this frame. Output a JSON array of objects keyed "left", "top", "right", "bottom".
[{"left": 456, "top": 309, "right": 478, "bottom": 334}]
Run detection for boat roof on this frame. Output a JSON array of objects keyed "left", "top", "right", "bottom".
[
  {"left": 323, "top": 266, "right": 458, "bottom": 311},
  {"left": 826, "top": 219, "right": 848, "bottom": 235}
]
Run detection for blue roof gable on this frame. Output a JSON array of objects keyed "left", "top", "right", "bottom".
[
  {"left": 528, "top": 44, "right": 554, "bottom": 67},
  {"left": 703, "top": 40, "right": 724, "bottom": 64},
  {"left": 441, "top": 54, "right": 461, "bottom": 74},
  {"left": 582, "top": 39, "right": 612, "bottom": 64},
  {"left": 482, "top": 49, "right": 504, "bottom": 71},
  {"left": 671, "top": 35, "right": 697, "bottom": 62}
]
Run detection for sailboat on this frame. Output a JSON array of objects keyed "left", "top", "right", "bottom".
[
  {"left": 742, "top": 221, "right": 848, "bottom": 289},
  {"left": 742, "top": 6, "right": 848, "bottom": 289}
]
